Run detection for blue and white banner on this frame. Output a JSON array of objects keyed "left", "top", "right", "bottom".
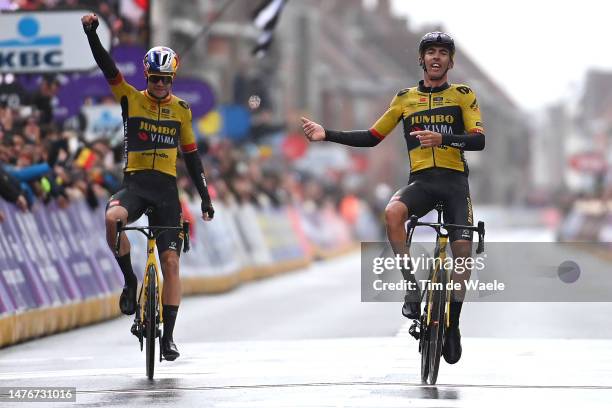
[{"left": 0, "top": 10, "right": 112, "bottom": 73}]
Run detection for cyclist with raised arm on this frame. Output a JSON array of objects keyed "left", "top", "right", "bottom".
[
  {"left": 301, "top": 32, "right": 484, "bottom": 364},
  {"left": 81, "top": 13, "right": 214, "bottom": 361}
]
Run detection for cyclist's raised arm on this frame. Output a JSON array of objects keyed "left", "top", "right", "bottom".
[
  {"left": 82, "top": 13, "right": 138, "bottom": 102},
  {"left": 81, "top": 13, "right": 119, "bottom": 80}
]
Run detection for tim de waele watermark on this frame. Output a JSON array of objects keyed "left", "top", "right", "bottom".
[{"left": 371, "top": 253, "right": 505, "bottom": 292}]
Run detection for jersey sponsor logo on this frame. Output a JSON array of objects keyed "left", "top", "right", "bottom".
[
  {"left": 433, "top": 96, "right": 443, "bottom": 102},
  {"left": 419, "top": 97, "right": 427, "bottom": 102},
  {"left": 397, "top": 88, "right": 410, "bottom": 96},
  {"left": 421, "top": 124, "right": 454, "bottom": 134},
  {"left": 410, "top": 114, "right": 455, "bottom": 125},
  {"left": 456, "top": 86, "right": 472, "bottom": 95},
  {"left": 466, "top": 195, "right": 473, "bottom": 224},
  {"left": 141, "top": 151, "right": 169, "bottom": 159},
  {"left": 469, "top": 98, "right": 479, "bottom": 111},
  {"left": 151, "top": 134, "right": 176, "bottom": 145},
  {"left": 121, "top": 97, "right": 129, "bottom": 165},
  {"left": 460, "top": 229, "right": 472, "bottom": 239},
  {"left": 139, "top": 121, "right": 178, "bottom": 136},
  {"left": 178, "top": 100, "right": 190, "bottom": 110},
  {"left": 137, "top": 129, "right": 179, "bottom": 145}
]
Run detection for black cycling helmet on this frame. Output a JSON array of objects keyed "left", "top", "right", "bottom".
[{"left": 418, "top": 31, "right": 455, "bottom": 58}]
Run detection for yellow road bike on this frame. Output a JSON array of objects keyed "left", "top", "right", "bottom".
[
  {"left": 114, "top": 219, "right": 190, "bottom": 380},
  {"left": 406, "top": 203, "right": 484, "bottom": 384}
]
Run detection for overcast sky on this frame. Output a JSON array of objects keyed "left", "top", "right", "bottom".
[{"left": 388, "top": 0, "right": 611, "bottom": 111}]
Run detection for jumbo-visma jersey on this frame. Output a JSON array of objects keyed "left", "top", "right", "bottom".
[
  {"left": 108, "top": 73, "right": 197, "bottom": 177},
  {"left": 370, "top": 82, "right": 484, "bottom": 174}
]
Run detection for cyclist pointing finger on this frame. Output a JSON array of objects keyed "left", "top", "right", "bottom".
[{"left": 301, "top": 31, "right": 485, "bottom": 365}]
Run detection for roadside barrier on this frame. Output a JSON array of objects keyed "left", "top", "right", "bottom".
[{"left": 0, "top": 198, "right": 367, "bottom": 347}]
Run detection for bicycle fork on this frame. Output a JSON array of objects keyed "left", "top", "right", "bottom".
[
  {"left": 132, "top": 238, "right": 164, "bottom": 340},
  {"left": 408, "top": 237, "right": 450, "bottom": 340}
]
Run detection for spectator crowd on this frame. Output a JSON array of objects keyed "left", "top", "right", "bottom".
[
  {"left": 0, "top": 0, "right": 382, "bottom": 242},
  {"left": 0, "top": 71, "right": 381, "bottom": 240}
]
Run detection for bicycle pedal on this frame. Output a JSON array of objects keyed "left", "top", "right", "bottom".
[
  {"left": 408, "top": 321, "right": 420, "bottom": 340},
  {"left": 130, "top": 322, "right": 141, "bottom": 338}
]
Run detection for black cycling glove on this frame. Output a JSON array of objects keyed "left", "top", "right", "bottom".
[
  {"left": 184, "top": 151, "right": 214, "bottom": 220},
  {"left": 201, "top": 201, "right": 214, "bottom": 220}
]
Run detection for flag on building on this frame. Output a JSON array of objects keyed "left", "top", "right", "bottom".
[{"left": 252, "top": 0, "right": 288, "bottom": 57}]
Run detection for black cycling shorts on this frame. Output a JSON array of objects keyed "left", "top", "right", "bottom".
[
  {"left": 106, "top": 170, "right": 183, "bottom": 255},
  {"left": 390, "top": 168, "right": 474, "bottom": 242}
]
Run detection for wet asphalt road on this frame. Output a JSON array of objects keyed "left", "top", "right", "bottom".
[{"left": 1, "top": 225, "right": 612, "bottom": 407}]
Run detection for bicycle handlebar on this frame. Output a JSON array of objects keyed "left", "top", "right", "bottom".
[{"left": 406, "top": 215, "right": 486, "bottom": 254}]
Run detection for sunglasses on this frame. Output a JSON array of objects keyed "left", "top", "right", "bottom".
[{"left": 148, "top": 75, "right": 173, "bottom": 85}]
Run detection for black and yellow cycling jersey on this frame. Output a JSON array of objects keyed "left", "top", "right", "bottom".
[
  {"left": 109, "top": 74, "right": 197, "bottom": 178},
  {"left": 370, "top": 82, "right": 484, "bottom": 174}
]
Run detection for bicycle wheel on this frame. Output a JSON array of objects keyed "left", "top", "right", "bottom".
[
  {"left": 145, "top": 265, "right": 157, "bottom": 380},
  {"left": 427, "top": 267, "right": 447, "bottom": 384},
  {"left": 419, "top": 289, "right": 430, "bottom": 383}
]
